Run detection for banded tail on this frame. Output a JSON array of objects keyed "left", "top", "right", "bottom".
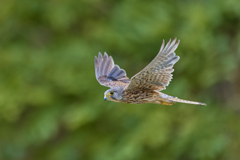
[{"left": 170, "top": 97, "right": 206, "bottom": 106}]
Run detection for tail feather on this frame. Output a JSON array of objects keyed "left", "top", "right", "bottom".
[{"left": 169, "top": 97, "right": 206, "bottom": 106}]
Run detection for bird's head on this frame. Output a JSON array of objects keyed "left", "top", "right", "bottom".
[{"left": 104, "top": 88, "right": 122, "bottom": 102}]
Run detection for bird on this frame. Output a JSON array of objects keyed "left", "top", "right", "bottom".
[{"left": 94, "top": 38, "right": 206, "bottom": 105}]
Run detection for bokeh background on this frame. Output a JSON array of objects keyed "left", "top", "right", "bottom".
[{"left": 0, "top": 0, "right": 240, "bottom": 160}]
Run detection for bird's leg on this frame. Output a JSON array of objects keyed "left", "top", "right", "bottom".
[{"left": 161, "top": 101, "right": 173, "bottom": 105}]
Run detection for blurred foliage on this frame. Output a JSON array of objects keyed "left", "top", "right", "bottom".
[{"left": 0, "top": 0, "right": 240, "bottom": 160}]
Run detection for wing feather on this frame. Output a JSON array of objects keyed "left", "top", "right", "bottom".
[
  {"left": 95, "top": 52, "right": 130, "bottom": 88},
  {"left": 127, "top": 38, "right": 180, "bottom": 91}
]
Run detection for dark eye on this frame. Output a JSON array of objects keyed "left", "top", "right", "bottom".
[{"left": 110, "top": 91, "right": 114, "bottom": 95}]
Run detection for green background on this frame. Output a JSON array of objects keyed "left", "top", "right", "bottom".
[{"left": 0, "top": 0, "right": 240, "bottom": 160}]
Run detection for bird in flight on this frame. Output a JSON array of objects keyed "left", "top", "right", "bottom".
[{"left": 95, "top": 38, "right": 206, "bottom": 105}]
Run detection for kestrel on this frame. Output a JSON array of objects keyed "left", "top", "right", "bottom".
[{"left": 95, "top": 38, "right": 206, "bottom": 105}]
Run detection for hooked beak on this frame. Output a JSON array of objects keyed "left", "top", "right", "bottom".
[{"left": 104, "top": 95, "right": 108, "bottom": 101}]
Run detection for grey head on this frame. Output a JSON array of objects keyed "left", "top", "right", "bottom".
[{"left": 104, "top": 88, "right": 124, "bottom": 102}]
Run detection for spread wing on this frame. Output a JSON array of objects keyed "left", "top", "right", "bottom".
[
  {"left": 127, "top": 38, "right": 180, "bottom": 91},
  {"left": 95, "top": 52, "right": 130, "bottom": 88}
]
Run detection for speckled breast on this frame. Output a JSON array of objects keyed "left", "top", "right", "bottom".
[{"left": 122, "top": 90, "right": 158, "bottom": 104}]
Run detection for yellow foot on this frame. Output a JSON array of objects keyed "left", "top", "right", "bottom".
[{"left": 161, "top": 102, "right": 173, "bottom": 105}]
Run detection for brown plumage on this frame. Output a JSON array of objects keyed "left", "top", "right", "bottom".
[{"left": 95, "top": 38, "right": 206, "bottom": 105}]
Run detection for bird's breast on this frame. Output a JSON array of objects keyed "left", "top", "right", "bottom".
[{"left": 122, "top": 90, "right": 158, "bottom": 104}]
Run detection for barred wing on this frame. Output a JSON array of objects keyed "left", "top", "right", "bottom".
[
  {"left": 95, "top": 52, "right": 130, "bottom": 88},
  {"left": 127, "top": 38, "right": 180, "bottom": 91}
]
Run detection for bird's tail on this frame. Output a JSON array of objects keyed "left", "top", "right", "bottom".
[{"left": 169, "top": 97, "right": 206, "bottom": 106}]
